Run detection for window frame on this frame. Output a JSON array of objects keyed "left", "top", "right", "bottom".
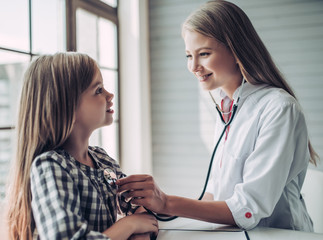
[
  {"left": 66, "top": 0, "right": 118, "bottom": 51},
  {"left": 67, "top": 0, "right": 121, "bottom": 162},
  {"left": 0, "top": 0, "right": 120, "bottom": 199}
]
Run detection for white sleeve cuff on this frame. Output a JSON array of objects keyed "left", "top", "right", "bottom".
[{"left": 226, "top": 197, "right": 258, "bottom": 230}]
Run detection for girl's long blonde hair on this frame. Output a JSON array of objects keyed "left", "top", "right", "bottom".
[
  {"left": 6, "top": 52, "right": 97, "bottom": 239},
  {"left": 182, "top": 0, "right": 318, "bottom": 165}
]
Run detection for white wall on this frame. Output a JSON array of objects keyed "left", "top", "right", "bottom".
[
  {"left": 118, "top": 0, "right": 153, "bottom": 174},
  {"left": 149, "top": 0, "right": 210, "bottom": 198}
]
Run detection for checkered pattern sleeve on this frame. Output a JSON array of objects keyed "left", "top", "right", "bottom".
[{"left": 30, "top": 152, "right": 110, "bottom": 240}]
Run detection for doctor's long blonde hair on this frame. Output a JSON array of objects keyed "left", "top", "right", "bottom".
[
  {"left": 182, "top": 0, "right": 318, "bottom": 165},
  {"left": 6, "top": 52, "right": 96, "bottom": 239}
]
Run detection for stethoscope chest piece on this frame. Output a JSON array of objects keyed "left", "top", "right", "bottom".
[{"left": 104, "top": 169, "right": 117, "bottom": 185}]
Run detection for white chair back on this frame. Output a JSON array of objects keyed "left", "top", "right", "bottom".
[{"left": 302, "top": 168, "right": 323, "bottom": 233}]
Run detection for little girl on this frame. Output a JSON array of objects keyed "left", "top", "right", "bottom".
[{"left": 6, "top": 52, "right": 158, "bottom": 239}]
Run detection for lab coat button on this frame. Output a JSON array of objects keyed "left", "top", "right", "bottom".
[{"left": 245, "top": 212, "right": 252, "bottom": 218}]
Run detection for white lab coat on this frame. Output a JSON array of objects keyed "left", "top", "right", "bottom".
[{"left": 206, "top": 82, "right": 313, "bottom": 231}]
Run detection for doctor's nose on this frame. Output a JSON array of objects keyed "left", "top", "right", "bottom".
[{"left": 189, "top": 59, "right": 203, "bottom": 73}]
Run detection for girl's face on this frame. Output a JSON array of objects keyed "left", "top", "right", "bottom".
[
  {"left": 184, "top": 30, "right": 242, "bottom": 97},
  {"left": 74, "top": 67, "right": 114, "bottom": 133}
]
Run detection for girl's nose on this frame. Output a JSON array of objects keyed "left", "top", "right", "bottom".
[{"left": 105, "top": 90, "right": 114, "bottom": 101}]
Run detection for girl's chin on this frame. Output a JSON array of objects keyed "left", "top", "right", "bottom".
[{"left": 106, "top": 120, "right": 114, "bottom": 126}]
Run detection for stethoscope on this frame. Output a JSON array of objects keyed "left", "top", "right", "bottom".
[
  {"left": 146, "top": 79, "right": 246, "bottom": 221},
  {"left": 102, "top": 81, "right": 246, "bottom": 220}
]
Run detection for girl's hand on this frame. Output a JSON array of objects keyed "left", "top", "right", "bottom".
[
  {"left": 116, "top": 174, "right": 168, "bottom": 214},
  {"left": 128, "top": 233, "right": 153, "bottom": 240},
  {"left": 128, "top": 207, "right": 157, "bottom": 240},
  {"left": 126, "top": 212, "right": 158, "bottom": 236},
  {"left": 103, "top": 212, "right": 158, "bottom": 240}
]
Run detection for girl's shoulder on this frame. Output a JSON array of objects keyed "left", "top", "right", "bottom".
[{"left": 31, "top": 149, "right": 76, "bottom": 173}]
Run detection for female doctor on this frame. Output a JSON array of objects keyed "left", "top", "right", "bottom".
[{"left": 117, "top": 0, "right": 318, "bottom": 231}]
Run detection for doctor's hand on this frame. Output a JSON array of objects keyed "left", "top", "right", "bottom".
[{"left": 116, "top": 174, "right": 168, "bottom": 214}]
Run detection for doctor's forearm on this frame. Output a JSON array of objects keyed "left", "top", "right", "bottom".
[{"left": 164, "top": 195, "right": 235, "bottom": 225}]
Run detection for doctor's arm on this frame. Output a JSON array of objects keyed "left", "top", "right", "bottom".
[{"left": 116, "top": 175, "right": 235, "bottom": 225}]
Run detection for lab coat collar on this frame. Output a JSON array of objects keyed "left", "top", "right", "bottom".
[{"left": 210, "top": 81, "right": 268, "bottom": 104}]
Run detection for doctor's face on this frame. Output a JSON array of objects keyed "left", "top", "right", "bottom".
[{"left": 184, "top": 30, "right": 242, "bottom": 95}]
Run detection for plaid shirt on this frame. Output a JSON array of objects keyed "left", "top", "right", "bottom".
[{"left": 30, "top": 146, "right": 135, "bottom": 239}]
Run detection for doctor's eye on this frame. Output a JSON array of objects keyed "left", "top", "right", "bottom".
[{"left": 199, "top": 52, "right": 210, "bottom": 57}]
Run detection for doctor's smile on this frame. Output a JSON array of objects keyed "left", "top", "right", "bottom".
[{"left": 196, "top": 73, "right": 213, "bottom": 82}]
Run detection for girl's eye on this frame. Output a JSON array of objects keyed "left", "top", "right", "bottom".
[
  {"left": 200, "top": 52, "right": 210, "bottom": 57},
  {"left": 186, "top": 54, "right": 192, "bottom": 59},
  {"left": 96, "top": 87, "right": 103, "bottom": 94}
]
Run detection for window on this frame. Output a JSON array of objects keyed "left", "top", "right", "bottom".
[
  {"left": 0, "top": 0, "right": 119, "bottom": 200},
  {"left": 73, "top": 2, "right": 119, "bottom": 161}
]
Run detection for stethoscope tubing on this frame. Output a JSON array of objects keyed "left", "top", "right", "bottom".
[{"left": 146, "top": 105, "right": 238, "bottom": 221}]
